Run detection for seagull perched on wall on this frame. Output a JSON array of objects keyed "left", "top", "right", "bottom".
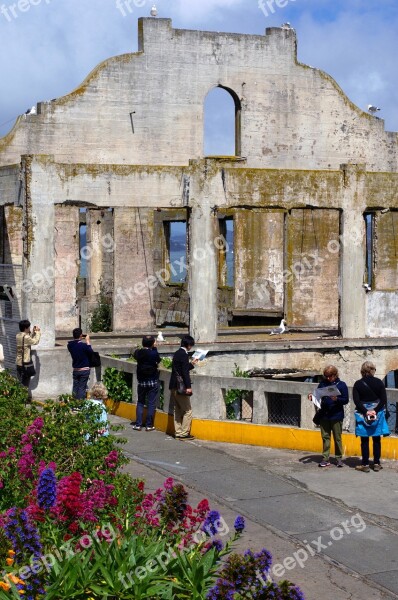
[
  {"left": 368, "top": 105, "right": 381, "bottom": 114},
  {"left": 281, "top": 22, "right": 293, "bottom": 30},
  {"left": 25, "top": 106, "right": 36, "bottom": 115},
  {"left": 157, "top": 331, "right": 164, "bottom": 342},
  {"left": 150, "top": 5, "right": 158, "bottom": 17},
  {"left": 270, "top": 319, "right": 287, "bottom": 336}
]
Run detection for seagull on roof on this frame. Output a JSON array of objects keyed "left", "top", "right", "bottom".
[
  {"left": 150, "top": 4, "right": 158, "bottom": 17},
  {"left": 270, "top": 319, "right": 287, "bottom": 336},
  {"left": 368, "top": 105, "right": 381, "bottom": 114}
]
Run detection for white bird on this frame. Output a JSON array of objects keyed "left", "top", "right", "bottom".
[
  {"left": 150, "top": 4, "right": 158, "bottom": 17},
  {"left": 368, "top": 105, "right": 381, "bottom": 114},
  {"left": 25, "top": 106, "right": 36, "bottom": 115},
  {"left": 281, "top": 22, "right": 293, "bottom": 30},
  {"left": 157, "top": 331, "right": 164, "bottom": 342},
  {"left": 270, "top": 319, "right": 287, "bottom": 336}
]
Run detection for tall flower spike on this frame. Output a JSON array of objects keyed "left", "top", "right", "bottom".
[{"left": 37, "top": 468, "right": 57, "bottom": 510}]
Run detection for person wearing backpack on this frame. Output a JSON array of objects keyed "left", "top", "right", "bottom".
[
  {"left": 16, "top": 319, "right": 41, "bottom": 399},
  {"left": 132, "top": 335, "right": 161, "bottom": 431},
  {"left": 67, "top": 328, "right": 94, "bottom": 400}
]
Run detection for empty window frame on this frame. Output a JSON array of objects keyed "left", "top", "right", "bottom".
[
  {"left": 218, "top": 218, "right": 234, "bottom": 288},
  {"left": 164, "top": 221, "right": 187, "bottom": 284},
  {"left": 79, "top": 208, "right": 88, "bottom": 279},
  {"left": 364, "top": 212, "right": 374, "bottom": 288},
  {"left": 204, "top": 85, "right": 242, "bottom": 157}
]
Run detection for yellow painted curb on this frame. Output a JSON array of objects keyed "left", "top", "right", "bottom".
[{"left": 106, "top": 401, "right": 398, "bottom": 459}]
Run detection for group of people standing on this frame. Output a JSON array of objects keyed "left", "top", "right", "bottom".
[
  {"left": 313, "top": 362, "right": 389, "bottom": 471},
  {"left": 132, "top": 334, "right": 198, "bottom": 440},
  {"left": 15, "top": 319, "right": 391, "bottom": 463}
]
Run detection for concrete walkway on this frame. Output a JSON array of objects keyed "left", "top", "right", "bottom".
[{"left": 111, "top": 415, "right": 398, "bottom": 600}]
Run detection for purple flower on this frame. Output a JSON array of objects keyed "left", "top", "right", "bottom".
[
  {"left": 203, "top": 510, "right": 222, "bottom": 536},
  {"left": 210, "top": 539, "right": 224, "bottom": 552},
  {"left": 37, "top": 468, "right": 57, "bottom": 510},
  {"left": 234, "top": 515, "right": 245, "bottom": 533}
]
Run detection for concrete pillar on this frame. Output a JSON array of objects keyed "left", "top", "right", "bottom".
[
  {"left": 1, "top": 206, "right": 24, "bottom": 321},
  {"left": 340, "top": 164, "right": 367, "bottom": 339},
  {"left": 252, "top": 390, "right": 269, "bottom": 424},
  {"left": 22, "top": 156, "right": 55, "bottom": 348},
  {"left": 86, "top": 209, "right": 103, "bottom": 298},
  {"left": 54, "top": 205, "right": 79, "bottom": 333},
  {"left": 189, "top": 204, "right": 218, "bottom": 343},
  {"left": 300, "top": 394, "right": 316, "bottom": 430}
]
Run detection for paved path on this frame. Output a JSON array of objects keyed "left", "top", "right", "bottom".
[{"left": 111, "top": 415, "right": 398, "bottom": 600}]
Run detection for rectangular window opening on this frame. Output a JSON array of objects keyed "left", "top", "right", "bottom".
[
  {"left": 364, "top": 212, "right": 374, "bottom": 288},
  {"left": 79, "top": 223, "right": 87, "bottom": 279},
  {"left": 218, "top": 218, "right": 234, "bottom": 288},
  {"left": 165, "top": 221, "right": 187, "bottom": 284}
]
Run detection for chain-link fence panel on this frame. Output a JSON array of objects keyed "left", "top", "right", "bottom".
[{"left": 268, "top": 393, "right": 301, "bottom": 427}]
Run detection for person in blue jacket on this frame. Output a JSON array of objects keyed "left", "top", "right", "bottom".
[{"left": 313, "top": 365, "right": 349, "bottom": 468}]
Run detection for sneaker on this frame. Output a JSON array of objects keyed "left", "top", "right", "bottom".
[
  {"left": 178, "top": 434, "right": 195, "bottom": 441},
  {"left": 373, "top": 464, "right": 383, "bottom": 472},
  {"left": 318, "top": 461, "right": 331, "bottom": 467},
  {"left": 132, "top": 425, "right": 142, "bottom": 431},
  {"left": 336, "top": 459, "right": 344, "bottom": 468},
  {"left": 355, "top": 465, "right": 370, "bottom": 473},
  {"left": 145, "top": 427, "right": 156, "bottom": 432}
]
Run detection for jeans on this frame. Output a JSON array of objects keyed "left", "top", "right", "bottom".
[
  {"left": 72, "top": 370, "right": 90, "bottom": 400},
  {"left": 136, "top": 382, "right": 159, "bottom": 428},
  {"left": 17, "top": 366, "right": 32, "bottom": 400},
  {"left": 361, "top": 436, "right": 381, "bottom": 465},
  {"left": 320, "top": 419, "right": 344, "bottom": 460}
]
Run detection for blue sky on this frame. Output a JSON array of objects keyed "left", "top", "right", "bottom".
[{"left": 0, "top": 0, "right": 397, "bottom": 153}]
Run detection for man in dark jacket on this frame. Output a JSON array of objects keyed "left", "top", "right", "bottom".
[
  {"left": 170, "top": 335, "right": 198, "bottom": 440},
  {"left": 67, "top": 328, "right": 94, "bottom": 399},
  {"left": 133, "top": 336, "right": 161, "bottom": 431}
]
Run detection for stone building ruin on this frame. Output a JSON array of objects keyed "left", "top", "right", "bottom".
[{"left": 1, "top": 17, "right": 398, "bottom": 395}]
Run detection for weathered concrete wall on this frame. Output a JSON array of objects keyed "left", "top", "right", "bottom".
[
  {"left": 54, "top": 206, "right": 79, "bottom": 333},
  {"left": 235, "top": 209, "right": 284, "bottom": 311},
  {"left": 113, "top": 207, "right": 154, "bottom": 331},
  {"left": 4, "top": 156, "right": 398, "bottom": 341},
  {"left": 286, "top": 208, "right": 340, "bottom": 328},
  {"left": 374, "top": 211, "right": 398, "bottom": 290},
  {"left": 21, "top": 157, "right": 55, "bottom": 348},
  {"left": 0, "top": 20, "right": 397, "bottom": 172},
  {"left": 193, "top": 342, "right": 398, "bottom": 388}
]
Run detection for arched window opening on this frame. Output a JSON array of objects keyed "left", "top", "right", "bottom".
[{"left": 204, "top": 86, "right": 241, "bottom": 157}]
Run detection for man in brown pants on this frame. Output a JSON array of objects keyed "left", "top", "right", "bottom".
[{"left": 169, "top": 335, "right": 198, "bottom": 440}]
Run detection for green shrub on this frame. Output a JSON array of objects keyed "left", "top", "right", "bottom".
[
  {"left": 161, "top": 357, "right": 173, "bottom": 370},
  {"left": 0, "top": 371, "right": 33, "bottom": 451},
  {"left": 225, "top": 364, "right": 250, "bottom": 420},
  {"left": 88, "top": 287, "right": 112, "bottom": 333},
  {"left": 103, "top": 367, "right": 132, "bottom": 403}
]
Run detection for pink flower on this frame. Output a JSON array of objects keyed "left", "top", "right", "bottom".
[{"left": 164, "top": 477, "right": 174, "bottom": 490}]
